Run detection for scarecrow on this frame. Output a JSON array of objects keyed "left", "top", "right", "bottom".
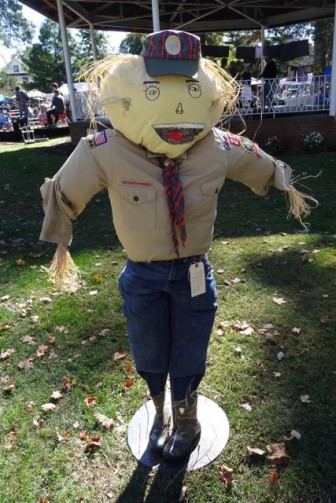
[{"left": 40, "top": 30, "right": 315, "bottom": 463}]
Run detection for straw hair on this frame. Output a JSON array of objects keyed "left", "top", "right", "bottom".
[
  {"left": 48, "top": 244, "right": 80, "bottom": 292},
  {"left": 287, "top": 185, "right": 318, "bottom": 230}
]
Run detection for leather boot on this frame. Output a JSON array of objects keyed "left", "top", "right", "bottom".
[
  {"left": 162, "top": 392, "right": 201, "bottom": 462},
  {"left": 148, "top": 391, "right": 171, "bottom": 453}
]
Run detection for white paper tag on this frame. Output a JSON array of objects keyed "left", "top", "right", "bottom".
[{"left": 189, "top": 261, "right": 206, "bottom": 297}]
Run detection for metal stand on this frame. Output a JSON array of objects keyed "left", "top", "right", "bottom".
[{"left": 127, "top": 395, "right": 229, "bottom": 472}]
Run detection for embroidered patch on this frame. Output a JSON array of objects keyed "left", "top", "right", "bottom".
[
  {"left": 239, "top": 136, "right": 256, "bottom": 153},
  {"left": 87, "top": 130, "right": 108, "bottom": 149},
  {"left": 220, "top": 132, "right": 231, "bottom": 150},
  {"left": 121, "top": 180, "right": 152, "bottom": 187},
  {"left": 227, "top": 132, "right": 240, "bottom": 147}
]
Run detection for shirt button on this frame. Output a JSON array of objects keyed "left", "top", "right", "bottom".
[{"left": 133, "top": 196, "right": 139, "bottom": 202}]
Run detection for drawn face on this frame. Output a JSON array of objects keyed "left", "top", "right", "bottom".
[{"left": 100, "top": 56, "right": 225, "bottom": 158}]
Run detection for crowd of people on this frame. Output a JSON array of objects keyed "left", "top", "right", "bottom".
[{"left": 0, "top": 83, "right": 68, "bottom": 132}]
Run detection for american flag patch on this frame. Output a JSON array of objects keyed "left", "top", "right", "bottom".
[{"left": 87, "top": 130, "right": 108, "bottom": 148}]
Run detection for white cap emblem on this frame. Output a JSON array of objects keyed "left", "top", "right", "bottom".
[{"left": 165, "top": 35, "right": 181, "bottom": 56}]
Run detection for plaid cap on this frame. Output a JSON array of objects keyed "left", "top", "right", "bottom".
[{"left": 141, "top": 30, "right": 201, "bottom": 77}]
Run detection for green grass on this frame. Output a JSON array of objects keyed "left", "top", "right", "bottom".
[{"left": 0, "top": 137, "right": 336, "bottom": 503}]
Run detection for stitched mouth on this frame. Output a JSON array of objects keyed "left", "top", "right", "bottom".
[{"left": 153, "top": 123, "right": 204, "bottom": 144}]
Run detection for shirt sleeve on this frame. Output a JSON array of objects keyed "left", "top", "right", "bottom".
[
  {"left": 40, "top": 136, "right": 108, "bottom": 245},
  {"left": 223, "top": 133, "right": 292, "bottom": 196}
]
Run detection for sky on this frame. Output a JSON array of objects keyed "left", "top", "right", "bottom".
[{"left": 0, "top": 4, "right": 128, "bottom": 67}]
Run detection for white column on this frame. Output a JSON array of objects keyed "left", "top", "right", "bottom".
[
  {"left": 56, "top": 0, "right": 77, "bottom": 121},
  {"left": 329, "top": 4, "right": 336, "bottom": 116},
  {"left": 89, "top": 23, "right": 98, "bottom": 61},
  {"left": 151, "top": 0, "right": 160, "bottom": 32}
]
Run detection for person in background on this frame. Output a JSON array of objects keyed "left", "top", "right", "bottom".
[
  {"left": 261, "top": 56, "right": 278, "bottom": 110},
  {"left": 47, "top": 89, "right": 65, "bottom": 127},
  {"left": 15, "top": 85, "right": 29, "bottom": 125}
]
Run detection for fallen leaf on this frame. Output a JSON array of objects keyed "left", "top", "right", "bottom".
[
  {"left": 92, "top": 274, "right": 102, "bottom": 283},
  {"left": 16, "top": 258, "right": 25, "bottom": 266},
  {"left": 33, "top": 416, "right": 45, "bottom": 428},
  {"left": 18, "top": 359, "right": 34, "bottom": 370},
  {"left": 51, "top": 391, "right": 63, "bottom": 401},
  {"left": 266, "top": 443, "right": 289, "bottom": 464},
  {"left": 0, "top": 348, "right": 15, "bottom": 360},
  {"left": 319, "top": 314, "right": 329, "bottom": 324},
  {"left": 300, "top": 394, "right": 311, "bottom": 403},
  {"left": 124, "top": 379, "right": 134, "bottom": 388},
  {"left": 63, "top": 377, "right": 75, "bottom": 390},
  {"left": 89, "top": 290, "right": 98, "bottom": 296},
  {"left": 21, "top": 335, "right": 35, "bottom": 345},
  {"left": 284, "top": 429, "right": 302, "bottom": 441},
  {"left": 3, "top": 382, "right": 15, "bottom": 393},
  {"left": 241, "top": 402, "right": 252, "bottom": 412},
  {"left": 94, "top": 413, "right": 116, "bottom": 429},
  {"left": 272, "top": 297, "right": 286, "bottom": 305},
  {"left": 247, "top": 446, "right": 266, "bottom": 457},
  {"left": 41, "top": 403, "right": 56, "bottom": 412},
  {"left": 85, "top": 435, "right": 102, "bottom": 452},
  {"left": 291, "top": 327, "right": 301, "bottom": 335},
  {"left": 85, "top": 396, "right": 97, "bottom": 408},
  {"left": 113, "top": 351, "right": 127, "bottom": 361},
  {"left": 272, "top": 372, "right": 282, "bottom": 379},
  {"left": 269, "top": 471, "right": 280, "bottom": 484},
  {"left": 30, "top": 315, "right": 39, "bottom": 324},
  {"left": 219, "top": 464, "right": 234, "bottom": 487},
  {"left": 56, "top": 431, "right": 70, "bottom": 443},
  {"left": 40, "top": 296, "right": 52, "bottom": 304},
  {"left": 277, "top": 351, "right": 285, "bottom": 361}
]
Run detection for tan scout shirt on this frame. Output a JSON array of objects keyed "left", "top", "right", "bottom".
[{"left": 40, "top": 128, "right": 292, "bottom": 262}]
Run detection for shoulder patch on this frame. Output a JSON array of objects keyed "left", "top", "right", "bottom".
[
  {"left": 227, "top": 132, "right": 241, "bottom": 147},
  {"left": 220, "top": 132, "right": 231, "bottom": 150},
  {"left": 87, "top": 130, "right": 108, "bottom": 149},
  {"left": 239, "top": 136, "right": 256, "bottom": 153}
]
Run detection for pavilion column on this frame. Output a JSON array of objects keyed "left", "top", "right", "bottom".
[
  {"left": 89, "top": 23, "right": 98, "bottom": 61},
  {"left": 329, "top": 3, "right": 336, "bottom": 117},
  {"left": 151, "top": 0, "right": 160, "bottom": 31},
  {"left": 56, "top": 0, "right": 78, "bottom": 121}
]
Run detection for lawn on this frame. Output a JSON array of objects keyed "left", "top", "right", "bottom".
[{"left": 0, "top": 137, "right": 335, "bottom": 503}]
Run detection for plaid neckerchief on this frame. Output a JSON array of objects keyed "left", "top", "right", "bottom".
[{"left": 160, "top": 157, "right": 187, "bottom": 256}]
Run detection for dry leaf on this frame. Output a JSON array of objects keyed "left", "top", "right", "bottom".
[
  {"left": 16, "top": 258, "right": 25, "bottom": 266},
  {"left": 56, "top": 431, "right": 70, "bottom": 443},
  {"left": 0, "top": 348, "right": 15, "bottom": 360},
  {"left": 241, "top": 402, "right": 252, "bottom": 412},
  {"left": 113, "top": 351, "right": 127, "bottom": 361},
  {"left": 269, "top": 471, "right": 280, "bottom": 484},
  {"left": 266, "top": 443, "right": 289, "bottom": 464},
  {"left": 89, "top": 290, "right": 98, "bottom": 296},
  {"left": 93, "top": 274, "right": 102, "bottom": 283},
  {"left": 277, "top": 351, "right": 285, "bottom": 361},
  {"left": 63, "top": 377, "right": 75, "bottom": 390},
  {"left": 319, "top": 314, "right": 329, "bottom": 324},
  {"left": 41, "top": 403, "right": 56, "bottom": 412},
  {"left": 284, "top": 429, "right": 302, "bottom": 441},
  {"left": 124, "top": 378, "right": 134, "bottom": 388},
  {"left": 272, "top": 297, "right": 286, "bottom": 305},
  {"left": 30, "top": 315, "right": 39, "bottom": 324},
  {"left": 247, "top": 446, "right": 266, "bottom": 457},
  {"left": 4, "top": 382, "right": 15, "bottom": 393},
  {"left": 18, "top": 359, "right": 34, "bottom": 370},
  {"left": 94, "top": 413, "right": 116, "bottom": 429},
  {"left": 85, "top": 396, "right": 97, "bottom": 408},
  {"left": 291, "top": 327, "right": 301, "bottom": 335},
  {"left": 219, "top": 464, "right": 234, "bottom": 487},
  {"left": 40, "top": 296, "right": 52, "bottom": 304},
  {"left": 51, "top": 391, "right": 63, "bottom": 401},
  {"left": 33, "top": 416, "right": 45, "bottom": 428},
  {"left": 300, "top": 394, "right": 311, "bottom": 403},
  {"left": 21, "top": 335, "right": 35, "bottom": 344}
]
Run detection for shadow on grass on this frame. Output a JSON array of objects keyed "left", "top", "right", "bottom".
[{"left": 242, "top": 247, "right": 336, "bottom": 499}]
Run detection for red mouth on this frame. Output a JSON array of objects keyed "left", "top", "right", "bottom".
[{"left": 166, "top": 130, "right": 185, "bottom": 143}]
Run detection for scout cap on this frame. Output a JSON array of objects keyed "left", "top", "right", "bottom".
[{"left": 141, "top": 30, "right": 201, "bottom": 78}]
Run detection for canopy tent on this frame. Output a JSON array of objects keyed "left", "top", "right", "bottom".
[
  {"left": 28, "top": 89, "right": 45, "bottom": 99},
  {"left": 18, "top": 0, "right": 336, "bottom": 118},
  {"left": 19, "top": 0, "right": 335, "bottom": 33}
]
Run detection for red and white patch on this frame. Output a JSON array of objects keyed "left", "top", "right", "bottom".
[{"left": 121, "top": 180, "right": 153, "bottom": 187}]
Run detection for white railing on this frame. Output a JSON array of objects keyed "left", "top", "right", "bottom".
[
  {"left": 69, "top": 74, "right": 331, "bottom": 123},
  {"left": 237, "top": 74, "right": 331, "bottom": 116}
]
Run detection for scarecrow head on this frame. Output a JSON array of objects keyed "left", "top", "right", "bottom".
[{"left": 97, "top": 30, "right": 237, "bottom": 158}]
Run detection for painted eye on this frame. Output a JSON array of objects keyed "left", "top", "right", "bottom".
[
  {"left": 145, "top": 86, "right": 160, "bottom": 101},
  {"left": 188, "top": 83, "right": 202, "bottom": 99}
]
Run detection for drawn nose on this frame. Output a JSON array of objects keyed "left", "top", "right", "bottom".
[{"left": 176, "top": 102, "right": 184, "bottom": 114}]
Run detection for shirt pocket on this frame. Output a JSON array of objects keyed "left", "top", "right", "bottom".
[
  {"left": 199, "top": 180, "right": 220, "bottom": 223},
  {"left": 118, "top": 184, "right": 157, "bottom": 230}
]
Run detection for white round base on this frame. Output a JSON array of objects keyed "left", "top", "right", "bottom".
[{"left": 127, "top": 395, "right": 229, "bottom": 472}]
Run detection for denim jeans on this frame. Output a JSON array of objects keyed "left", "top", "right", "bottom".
[{"left": 118, "top": 255, "right": 217, "bottom": 378}]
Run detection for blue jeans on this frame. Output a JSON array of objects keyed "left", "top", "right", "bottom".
[{"left": 118, "top": 255, "right": 217, "bottom": 378}]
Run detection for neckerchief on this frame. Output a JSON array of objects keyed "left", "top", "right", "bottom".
[{"left": 160, "top": 157, "right": 187, "bottom": 256}]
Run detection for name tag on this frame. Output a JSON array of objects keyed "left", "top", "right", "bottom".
[{"left": 189, "top": 261, "right": 206, "bottom": 297}]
